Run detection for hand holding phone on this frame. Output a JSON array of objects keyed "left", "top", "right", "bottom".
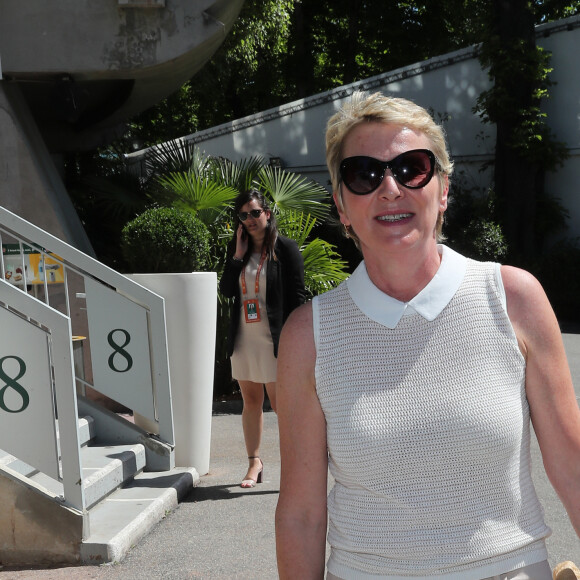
[{"left": 235, "top": 224, "right": 249, "bottom": 258}]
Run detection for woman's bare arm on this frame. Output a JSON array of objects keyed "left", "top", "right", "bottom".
[
  {"left": 275, "top": 302, "right": 329, "bottom": 578},
  {"left": 503, "top": 265, "right": 580, "bottom": 536}
]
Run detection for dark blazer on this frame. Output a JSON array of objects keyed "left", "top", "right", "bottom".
[{"left": 219, "top": 235, "right": 306, "bottom": 358}]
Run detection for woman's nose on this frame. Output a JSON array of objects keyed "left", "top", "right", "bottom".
[{"left": 377, "top": 172, "right": 402, "bottom": 200}]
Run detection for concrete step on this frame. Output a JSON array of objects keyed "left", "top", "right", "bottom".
[
  {"left": 0, "top": 448, "right": 33, "bottom": 477},
  {"left": 0, "top": 416, "right": 95, "bottom": 477},
  {"left": 24, "top": 443, "right": 146, "bottom": 509},
  {"left": 77, "top": 415, "right": 96, "bottom": 447},
  {"left": 81, "top": 467, "right": 199, "bottom": 564},
  {"left": 80, "top": 443, "right": 147, "bottom": 509},
  {"left": 1, "top": 412, "right": 197, "bottom": 566}
]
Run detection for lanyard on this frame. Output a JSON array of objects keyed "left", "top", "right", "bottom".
[{"left": 241, "top": 250, "right": 267, "bottom": 297}]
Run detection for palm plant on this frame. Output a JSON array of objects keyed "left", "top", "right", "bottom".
[
  {"left": 277, "top": 210, "right": 349, "bottom": 297},
  {"left": 146, "top": 142, "right": 347, "bottom": 287},
  {"left": 257, "top": 165, "right": 330, "bottom": 221},
  {"left": 148, "top": 140, "right": 240, "bottom": 227},
  {"left": 155, "top": 171, "right": 239, "bottom": 227},
  {"left": 139, "top": 141, "right": 350, "bottom": 395}
]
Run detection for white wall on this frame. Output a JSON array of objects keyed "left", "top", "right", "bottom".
[{"left": 538, "top": 20, "right": 580, "bottom": 239}]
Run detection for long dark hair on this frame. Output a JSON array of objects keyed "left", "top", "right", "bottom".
[{"left": 228, "top": 189, "right": 279, "bottom": 264}]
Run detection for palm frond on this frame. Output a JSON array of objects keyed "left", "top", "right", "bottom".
[
  {"left": 302, "top": 238, "right": 350, "bottom": 296},
  {"left": 145, "top": 139, "right": 201, "bottom": 176},
  {"left": 156, "top": 172, "right": 239, "bottom": 219},
  {"left": 258, "top": 166, "right": 330, "bottom": 221},
  {"left": 275, "top": 209, "right": 349, "bottom": 297},
  {"left": 277, "top": 210, "right": 317, "bottom": 246},
  {"left": 207, "top": 155, "right": 265, "bottom": 191}
]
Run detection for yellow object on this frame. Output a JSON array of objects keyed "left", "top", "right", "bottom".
[{"left": 553, "top": 561, "right": 580, "bottom": 580}]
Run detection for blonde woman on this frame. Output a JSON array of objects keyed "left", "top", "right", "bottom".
[{"left": 276, "top": 92, "right": 580, "bottom": 579}]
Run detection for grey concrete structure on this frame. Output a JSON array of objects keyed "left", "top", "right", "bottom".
[
  {"left": 0, "top": 84, "right": 95, "bottom": 255},
  {"left": 0, "top": 0, "right": 244, "bottom": 251}
]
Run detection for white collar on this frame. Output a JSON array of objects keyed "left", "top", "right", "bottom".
[{"left": 346, "top": 245, "right": 467, "bottom": 329}]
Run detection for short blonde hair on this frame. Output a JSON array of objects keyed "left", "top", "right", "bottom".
[{"left": 326, "top": 91, "right": 453, "bottom": 245}]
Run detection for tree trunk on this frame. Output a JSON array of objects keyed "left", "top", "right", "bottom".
[
  {"left": 492, "top": 0, "right": 540, "bottom": 263},
  {"left": 343, "top": 0, "right": 361, "bottom": 85}
]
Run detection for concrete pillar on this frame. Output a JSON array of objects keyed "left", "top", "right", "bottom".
[{"left": 0, "top": 82, "right": 93, "bottom": 254}]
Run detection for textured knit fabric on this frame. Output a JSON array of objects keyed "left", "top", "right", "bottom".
[
  {"left": 313, "top": 251, "right": 550, "bottom": 580},
  {"left": 230, "top": 253, "right": 277, "bottom": 383},
  {"left": 326, "top": 560, "right": 552, "bottom": 580}
]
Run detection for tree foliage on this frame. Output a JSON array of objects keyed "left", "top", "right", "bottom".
[
  {"left": 125, "top": 1, "right": 580, "bottom": 152},
  {"left": 126, "top": 0, "right": 494, "bottom": 145},
  {"left": 473, "top": 0, "right": 578, "bottom": 262}
]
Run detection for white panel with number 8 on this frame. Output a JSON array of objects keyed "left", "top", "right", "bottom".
[
  {"left": 85, "top": 278, "right": 156, "bottom": 420},
  {"left": 0, "top": 307, "right": 60, "bottom": 480}
]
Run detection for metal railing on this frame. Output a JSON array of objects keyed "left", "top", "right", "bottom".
[
  {"left": 0, "top": 206, "right": 174, "bottom": 508},
  {"left": 0, "top": 278, "right": 84, "bottom": 511}
]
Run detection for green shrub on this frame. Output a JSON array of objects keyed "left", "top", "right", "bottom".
[
  {"left": 121, "top": 207, "right": 212, "bottom": 273},
  {"left": 460, "top": 218, "right": 508, "bottom": 262}
]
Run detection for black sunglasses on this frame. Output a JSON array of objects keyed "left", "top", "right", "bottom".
[
  {"left": 339, "top": 149, "right": 437, "bottom": 195},
  {"left": 238, "top": 209, "right": 264, "bottom": 221}
]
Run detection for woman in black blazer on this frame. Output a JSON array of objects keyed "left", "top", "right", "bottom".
[{"left": 220, "top": 189, "right": 306, "bottom": 488}]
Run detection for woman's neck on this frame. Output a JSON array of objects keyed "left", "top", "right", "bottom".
[
  {"left": 363, "top": 244, "right": 442, "bottom": 302},
  {"left": 250, "top": 234, "right": 265, "bottom": 252}
]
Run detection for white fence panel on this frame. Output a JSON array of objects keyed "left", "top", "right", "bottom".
[
  {"left": 0, "top": 307, "right": 60, "bottom": 480},
  {"left": 84, "top": 277, "right": 156, "bottom": 420}
]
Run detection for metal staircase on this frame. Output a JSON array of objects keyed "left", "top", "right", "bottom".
[{"left": 0, "top": 206, "right": 199, "bottom": 567}]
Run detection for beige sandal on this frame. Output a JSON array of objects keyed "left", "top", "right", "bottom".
[{"left": 240, "top": 456, "right": 263, "bottom": 488}]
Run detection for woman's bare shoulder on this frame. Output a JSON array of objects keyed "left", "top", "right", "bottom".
[
  {"left": 500, "top": 264, "right": 561, "bottom": 355},
  {"left": 500, "top": 265, "right": 552, "bottom": 323},
  {"left": 281, "top": 301, "right": 314, "bottom": 341}
]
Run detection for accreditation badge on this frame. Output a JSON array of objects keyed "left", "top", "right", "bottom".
[{"left": 243, "top": 298, "right": 261, "bottom": 323}]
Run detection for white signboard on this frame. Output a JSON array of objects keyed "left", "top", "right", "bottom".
[
  {"left": 84, "top": 278, "right": 155, "bottom": 420},
  {"left": 0, "top": 308, "right": 60, "bottom": 480}
]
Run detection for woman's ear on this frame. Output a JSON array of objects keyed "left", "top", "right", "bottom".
[
  {"left": 439, "top": 175, "right": 449, "bottom": 213},
  {"left": 333, "top": 191, "right": 351, "bottom": 226}
]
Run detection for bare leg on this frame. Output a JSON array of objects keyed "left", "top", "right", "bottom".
[
  {"left": 238, "top": 380, "right": 265, "bottom": 486},
  {"left": 265, "top": 381, "right": 277, "bottom": 413}
]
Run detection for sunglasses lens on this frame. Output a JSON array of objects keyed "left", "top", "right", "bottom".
[
  {"left": 340, "top": 157, "right": 383, "bottom": 195},
  {"left": 392, "top": 150, "right": 434, "bottom": 188},
  {"left": 238, "top": 209, "right": 263, "bottom": 221},
  {"left": 340, "top": 150, "right": 435, "bottom": 194}
]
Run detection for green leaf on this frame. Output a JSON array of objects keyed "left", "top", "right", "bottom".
[
  {"left": 156, "top": 172, "right": 239, "bottom": 225},
  {"left": 301, "top": 238, "right": 349, "bottom": 296},
  {"left": 207, "top": 155, "right": 265, "bottom": 191},
  {"left": 258, "top": 166, "right": 330, "bottom": 221}
]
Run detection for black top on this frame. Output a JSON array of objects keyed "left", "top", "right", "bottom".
[{"left": 219, "top": 235, "right": 306, "bottom": 358}]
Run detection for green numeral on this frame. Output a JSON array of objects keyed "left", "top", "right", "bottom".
[
  {"left": 107, "top": 329, "right": 133, "bottom": 373},
  {"left": 0, "top": 356, "right": 30, "bottom": 413}
]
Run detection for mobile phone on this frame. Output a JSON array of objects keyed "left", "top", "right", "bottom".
[{"left": 240, "top": 225, "right": 247, "bottom": 241}]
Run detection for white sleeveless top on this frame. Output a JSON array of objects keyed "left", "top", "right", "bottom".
[{"left": 312, "top": 246, "right": 550, "bottom": 580}]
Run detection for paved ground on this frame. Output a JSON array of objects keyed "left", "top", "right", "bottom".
[{"left": 2, "top": 332, "right": 580, "bottom": 580}]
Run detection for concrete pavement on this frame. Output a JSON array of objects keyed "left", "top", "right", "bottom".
[{"left": 2, "top": 332, "right": 580, "bottom": 580}]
